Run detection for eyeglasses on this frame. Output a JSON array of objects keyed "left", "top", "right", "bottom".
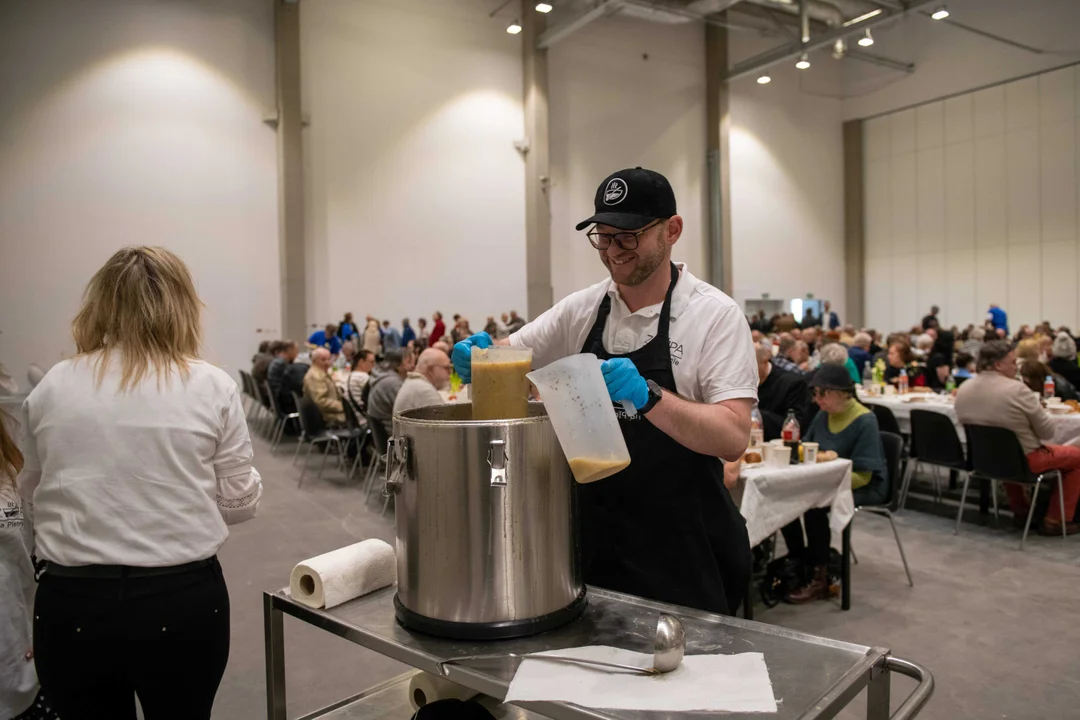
[{"left": 586, "top": 220, "right": 662, "bottom": 251}]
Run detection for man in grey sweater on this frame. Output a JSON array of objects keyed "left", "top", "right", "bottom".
[
  {"left": 955, "top": 340, "right": 1080, "bottom": 535},
  {"left": 393, "top": 349, "right": 451, "bottom": 416},
  {"left": 366, "top": 349, "right": 414, "bottom": 431}
]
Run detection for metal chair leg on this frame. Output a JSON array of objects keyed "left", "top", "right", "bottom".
[
  {"left": 955, "top": 472, "right": 972, "bottom": 534},
  {"left": 365, "top": 456, "right": 385, "bottom": 503},
  {"left": 1020, "top": 477, "right": 1042, "bottom": 551},
  {"left": 990, "top": 477, "right": 1000, "bottom": 527},
  {"left": 292, "top": 434, "right": 306, "bottom": 466},
  {"left": 886, "top": 510, "right": 914, "bottom": 587},
  {"left": 851, "top": 545, "right": 859, "bottom": 565},
  {"left": 930, "top": 465, "right": 942, "bottom": 503},
  {"left": 299, "top": 441, "right": 316, "bottom": 488},
  {"left": 898, "top": 460, "right": 916, "bottom": 513},
  {"left": 1058, "top": 474, "right": 1067, "bottom": 540},
  {"left": 317, "top": 440, "right": 334, "bottom": 480}
]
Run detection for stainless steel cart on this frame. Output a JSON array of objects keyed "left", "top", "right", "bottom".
[{"left": 264, "top": 586, "right": 933, "bottom": 720}]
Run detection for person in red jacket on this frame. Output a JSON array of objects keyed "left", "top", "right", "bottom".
[{"left": 428, "top": 312, "right": 446, "bottom": 348}]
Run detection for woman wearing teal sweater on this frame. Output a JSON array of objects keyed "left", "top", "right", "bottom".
[{"left": 782, "top": 364, "right": 889, "bottom": 604}]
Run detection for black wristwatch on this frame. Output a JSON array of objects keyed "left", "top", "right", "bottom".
[{"left": 641, "top": 379, "right": 664, "bottom": 414}]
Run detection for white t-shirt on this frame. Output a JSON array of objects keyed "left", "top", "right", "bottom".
[
  {"left": 510, "top": 263, "right": 758, "bottom": 405},
  {"left": 20, "top": 354, "right": 262, "bottom": 567}
]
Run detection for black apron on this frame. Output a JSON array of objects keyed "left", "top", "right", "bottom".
[{"left": 577, "top": 263, "right": 752, "bottom": 615}]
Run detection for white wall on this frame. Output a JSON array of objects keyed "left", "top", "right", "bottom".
[
  {"left": 548, "top": 14, "right": 707, "bottom": 302},
  {"left": 842, "top": 0, "right": 1080, "bottom": 120},
  {"left": 0, "top": 0, "right": 279, "bottom": 384},
  {"left": 300, "top": 0, "right": 526, "bottom": 331},
  {"left": 863, "top": 64, "right": 1080, "bottom": 333},
  {"left": 728, "top": 34, "right": 847, "bottom": 319}
]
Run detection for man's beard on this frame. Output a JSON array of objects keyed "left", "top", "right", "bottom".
[{"left": 607, "top": 233, "right": 668, "bottom": 287}]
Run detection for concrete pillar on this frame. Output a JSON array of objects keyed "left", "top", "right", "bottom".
[
  {"left": 522, "top": 1, "right": 553, "bottom": 318},
  {"left": 843, "top": 120, "right": 865, "bottom": 327},
  {"left": 705, "top": 23, "right": 733, "bottom": 295},
  {"left": 274, "top": 0, "right": 307, "bottom": 342}
]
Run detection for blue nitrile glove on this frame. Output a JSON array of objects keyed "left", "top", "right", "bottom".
[
  {"left": 452, "top": 332, "right": 493, "bottom": 384},
  {"left": 600, "top": 358, "right": 649, "bottom": 411}
]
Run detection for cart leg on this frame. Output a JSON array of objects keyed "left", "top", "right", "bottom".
[
  {"left": 264, "top": 593, "right": 287, "bottom": 720},
  {"left": 866, "top": 664, "right": 891, "bottom": 720},
  {"left": 841, "top": 523, "right": 852, "bottom": 611}
]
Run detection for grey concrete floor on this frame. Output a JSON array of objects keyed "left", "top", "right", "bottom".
[{"left": 213, "top": 429, "right": 1080, "bottom": 719}]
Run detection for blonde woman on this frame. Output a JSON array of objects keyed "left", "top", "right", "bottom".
[{"left": 21, "top": 247, "right": 262, "bottom": 719}]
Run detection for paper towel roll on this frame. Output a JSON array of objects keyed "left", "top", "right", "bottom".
[
  {"left": 289, "top": 539, "right": 396, "bottom": 609},
  {"left": 408, "top": 672, "right": 478, "bottom": 710}
]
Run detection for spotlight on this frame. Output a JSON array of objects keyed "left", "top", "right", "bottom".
[
  {"left": 858, "top": 29, "right": 874, "bottom": 46},
  {"left": 832, "top": 38, "right": 847, "bottom": 59},
  {"left": 535, "top": 2, "right": 553, "bottom": 12},
  {"left": 757, "top": 73, "right": 771, "bottom": 84},
  {"left": 507, "top": 20, "right": 522, "bottom": 34},
  {"left": 931, "top": 5, "right": 949, "bottom": 20},
  {"left": 795, "top": 53, "right": 810, "bottom": 70}
]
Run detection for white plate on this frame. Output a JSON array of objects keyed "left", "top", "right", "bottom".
[{"left": 741, "top": 461, "right": 764, "bottom": 469}]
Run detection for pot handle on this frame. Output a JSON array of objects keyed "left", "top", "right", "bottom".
[
  {"left": 383, "top": 436, "right": 409, "bottom": 497},
  {"left": 487, "top": 439, "right": 507, "bottom": 487}
]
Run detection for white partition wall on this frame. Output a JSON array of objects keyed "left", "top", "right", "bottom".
[{"left": 863, "top": 64, "right": 1080, "bottom": 333}]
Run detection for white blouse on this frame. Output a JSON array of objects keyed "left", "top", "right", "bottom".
[{"left": 19, "top": 354, "right": 262, "bottom": 567}]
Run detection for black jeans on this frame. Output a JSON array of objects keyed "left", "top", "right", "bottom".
[
  {"left": 33, "top": 557, "right": 230, "bottom": 720},
  {"left": 781, "top": 475, "right": 890, "bottom": 567}
]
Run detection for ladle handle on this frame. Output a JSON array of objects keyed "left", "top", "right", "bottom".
[{"left": 438, "top": 653, "right": 658, "bottom": 677}]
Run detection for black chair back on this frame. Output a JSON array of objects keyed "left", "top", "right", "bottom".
[
  {"left": 342, "top": 399, "right": 364, "bottom": 431},
  {"left": 879, "top": 431, "right": 904, "bottom": 511},
  {"left": 253, "top": 376, "right": 272, "bottom": 409},
  {"left": 910, "top": 409, "right": 966, "bottom": 469},
  {"left": 297, "top": 396, "right": 328, "bottom": 437},
  {"left": 263, "top": 381, "right": 281, "bottom": 416},
  {"left": 964, "top": 424, "right": 1033, "bottom": 484},
  {"left": 368, "top": 414, "right": 391, "bottom": 457},
  {"left": 239, "top": 370, "right": 254, "bottom": 398},
  {"left": 870, "top": 403, "right": 902, "bottom": 436}
]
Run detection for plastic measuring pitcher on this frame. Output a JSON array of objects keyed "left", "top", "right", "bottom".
[
  {"left": 527, "top": 353, "right": 631, "bottom": 484},
  {"left": 471, "top": 346, "right": 533, "bottom": 420}
]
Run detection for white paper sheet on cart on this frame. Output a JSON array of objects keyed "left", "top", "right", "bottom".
[{"left": 504, "top": 646, "right": 778, "bottom": 713}]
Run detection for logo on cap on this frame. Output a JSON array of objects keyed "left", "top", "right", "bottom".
[{"left": 603, "top": 178, "right": 628, "bottom": 206}]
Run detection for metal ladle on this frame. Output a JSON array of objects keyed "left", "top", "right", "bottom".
[{"left": 438, "top": 614, "right": 686, "bottom": 677}]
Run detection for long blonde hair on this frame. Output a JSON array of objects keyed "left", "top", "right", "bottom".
[
  {"left": 72, "top": 246, "right": 203, "bottom": 390},
  {"left": 0, "top": 410, "right": 23, "bottom": 489}
]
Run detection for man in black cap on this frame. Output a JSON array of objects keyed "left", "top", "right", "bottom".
[{"left": 452, "top": 168, "right": 757, "bottom": 616}]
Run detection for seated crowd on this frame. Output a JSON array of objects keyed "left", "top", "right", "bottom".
[
  {"left": 250, "top": 308, "right": 525, "bottom": 440},
  {"left": 746, "top": 305, "right": 1080, "bottom": 602}
]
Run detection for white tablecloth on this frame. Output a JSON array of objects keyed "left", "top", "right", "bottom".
[
  {"left": 860, "top": 394, "right": 1080, "bottom": 447},
  {"left": 735, "top": 459, "right": 854, "bottom": 547}
]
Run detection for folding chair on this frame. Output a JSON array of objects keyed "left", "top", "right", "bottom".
[
  {"left": 853, "top": 432, "right": 914, "bottom": 586},
  {"left": 264, "top": 380, "right": 299, "bottom": 454},
  {"left": 902, "top": 409, "right": 970, "bottom": 510}
]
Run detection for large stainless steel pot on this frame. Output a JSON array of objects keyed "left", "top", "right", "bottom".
[{"left": 386, "top": 402, "right": 585, "bottom": 639}]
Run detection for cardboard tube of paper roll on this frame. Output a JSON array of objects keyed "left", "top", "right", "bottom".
[
  {"left": 288, "top": 539, "right": 395, "bottom": 610},
  {"left": 409, "top": 672, "right": 478, "bottom": 710}
]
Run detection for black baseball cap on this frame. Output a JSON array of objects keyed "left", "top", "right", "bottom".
[{"left": 575, "top": 167, "right": 677, "bottom": 231}]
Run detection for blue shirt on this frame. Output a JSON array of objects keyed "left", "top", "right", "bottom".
[
  {"left": 848, "top": 347, "right": 871, "bottom": 376},
  {"left": 308, "top": 330, "right": 342, "bottom": 354},
  {"left": 401, "top": 326, "right": 416, "bottom": 345},
  {"left": 987, "top": 307, "right": 1008, "bottom": 334},
  {"left": 339, "top": 322, "right": 355, "bottom": 339}
]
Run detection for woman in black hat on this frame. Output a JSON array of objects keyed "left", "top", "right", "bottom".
[{"left": 782, "top": 364, "right": 888, "bottom": 604}]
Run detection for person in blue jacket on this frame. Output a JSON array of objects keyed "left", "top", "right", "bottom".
[
  {"left": 308, "top": 324, "right": 342, "bottom": 355},
  {"left": 987, "top": 304, "right": 1008, "bottom": 337}
]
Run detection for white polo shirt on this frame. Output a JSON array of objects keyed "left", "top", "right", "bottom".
[{"left": 510, "top": 263, "right": 758, "bottom": 405}]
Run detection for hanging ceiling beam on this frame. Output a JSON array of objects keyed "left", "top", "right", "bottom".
[
  {"left": 537, "top": 0, "right": 623, "bottom": 49},
  {"left": 846, "top": 48, "right": 915, "bottom": 73},
  {"left": 723, "top": 0, "right": 938, "bottom": 81}
]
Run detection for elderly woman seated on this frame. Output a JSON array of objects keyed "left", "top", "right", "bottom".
[
  {"left": 1049, "top": 333, "right": 1080, "bottom": 389},
  {"left": 781, "top": 365, "right": 888, "bottom": 604},
  {"left": 819, "top": 341, "right": 860, "bottom": 384},
  {"left": 1019, "top": 359, "right": 1078, "bottom": 402}
]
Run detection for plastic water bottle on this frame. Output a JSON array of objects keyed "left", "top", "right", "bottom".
[
  {"left": 1044, "top": 375, "right": 1056, "bottom": 400},
  {"left": 898, "top": 368, "right": 909, "bottom": 394},
  {"left": 945, "top": 369, "right": 956, "bottom": 394},
  {"left": 750, "top": 404, "right": 764, "bottom": 447},
  {"left": 862, "top": 363, "right": 873, "bottom": 388}
]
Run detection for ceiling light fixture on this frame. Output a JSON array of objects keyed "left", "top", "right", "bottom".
[
  {"left": 507, "top": 20, "right": 522, "bottom": 34},
  {"left": 858, "top": 29, "right": 874, "bottom": 47},
  {"left": 832, "top": 38, "right": 847, "bottom": 59},
  {"left": 795, "top": 53, "right": 810, "bottom": 70},
  {"left": 931, "top": 5, "right": 949, "bottom": 20},
  {"left": 842, "top": 8, "right": 882, "bottom": 27},
  {"left": 757, "top": 73, "right": 771, "bottom": 85},
  {"left": 535, "top": 2, "right": 553, "bottom": 12}
]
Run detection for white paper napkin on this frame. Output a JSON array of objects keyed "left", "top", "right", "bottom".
[{"left": 504, "top": 645, "right": 778, "bottom": 713}]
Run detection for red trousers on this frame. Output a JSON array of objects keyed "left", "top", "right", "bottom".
[{"left": 1002, "top": 445, "right": 1080, "bottom": 523}]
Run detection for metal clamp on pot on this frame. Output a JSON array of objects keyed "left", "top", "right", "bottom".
[{"left": 383, "top": 436, "right": 409, "bottom": 498}]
